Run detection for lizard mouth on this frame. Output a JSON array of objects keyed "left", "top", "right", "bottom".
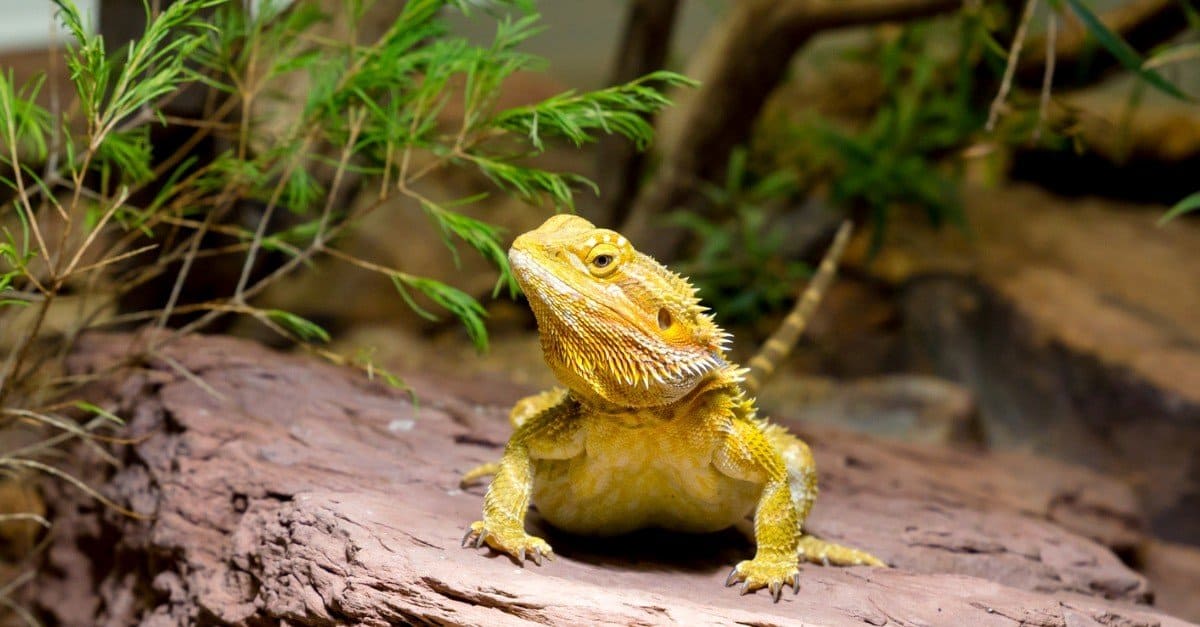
[
  {"left": 509, "top": 249, "right": 576, "bottom": 300},
  {"left": 510, "top": 248, "right": 646, "bottom": 332}
]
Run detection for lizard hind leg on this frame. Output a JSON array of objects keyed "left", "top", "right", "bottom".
[
  {"left": 797, "top": 534, "right": 886, "bottom": 567},
  {"left": 765, "top": 424, "right": 888, "bottom": 568}
]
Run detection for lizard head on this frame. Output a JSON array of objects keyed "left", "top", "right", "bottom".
[{"left": 509, "top": 214, "right": 730, "bottom": 407}]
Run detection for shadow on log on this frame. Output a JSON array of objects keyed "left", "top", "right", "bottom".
[{"left": 28, "top": 333, "right": 1190, "bottom": 626}]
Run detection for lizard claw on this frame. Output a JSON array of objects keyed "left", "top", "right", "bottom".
[
  {"left": 461, "top": 526, "right": 490, "bottom": 549},
  {"left": 462, "top": 521, "right": 553, "bottom": 566},
  {"left": 726, "top": 558, "right": 800, "bottom": 603}
]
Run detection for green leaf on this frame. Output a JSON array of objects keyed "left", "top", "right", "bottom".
[
  {"left": 265, "top": 310, "right": 331, "bottom": 343},
  {"left": 1159, "top": 191, "right": 1200, "bottom": 225},
  {"left": 1063, "top": 0, "right": 1191, "bottom": 101},
  {"left": 495, "top": 71, "right": 695, "bottom": 151},
  {"left": 0, "top": 70, "right": 51, "bottom": 161},
  {"left": 392, "top": 274, "right": 489, "bottom": 352},
  {"left": 72, "top": 401, "right": 126, "bottom": 425},
  {"left": 1144, "top": 42, "right": 1200, "bottom": 70},
  {"left": 391, "top": 275, "right": 440, "bottom": 322}
]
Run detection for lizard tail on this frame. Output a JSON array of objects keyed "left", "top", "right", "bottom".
[{"left": 744, "top": 220, "right": 853, "bottom": 396}]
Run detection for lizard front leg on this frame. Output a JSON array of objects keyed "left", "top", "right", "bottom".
[
  {"left": 462, "top": 395, "right": 583, "bottom": 565},
  {"left": 764, "top": 424, "right": 886, "bottom": 568},
  {"left": 460, "top": 387, "right": 568, "bottom": 487},
  {"left": 714, "top": 416, "right": 801, "bottom": 602}
]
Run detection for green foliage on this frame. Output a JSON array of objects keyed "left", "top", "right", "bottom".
[
  {"left": 3, "top": 0, "right": 685, "bottom": 358},
  {"left": 1054, "top": 0, "right": 1192, "bottom": 102},
  {"left": 669, "top": 149, "right": 810, "bottom": 324},
  {"left": 496, "top": 71, "right": 697, "bottom": 151},
  {"left": 784, "top": 20, "right": 981, "bottom": 252},
  {"left": 54, "top": 0, "right": 222, "bottom": 188},
  {"left": 265, "top": 309, "right": 331, "bottom": 343},
  {"left": 1042, "top": 0, "right": 1198, "bottom": 224},
  {"left": 1160, "top": 191, "right": 1200, "bottom": 224},
  {"left": 0, "top": 71, "right": 50, "bottom": 163},
  {"left": 180, "top": 0, "right": 682, "bottom": 346},
  {"left": 0, "top": 0, "right": 687, "bottom": 588}
]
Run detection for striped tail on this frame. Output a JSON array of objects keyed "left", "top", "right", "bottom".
[{"left": 744, "top": 220, "right": 853, "bottom": 395}]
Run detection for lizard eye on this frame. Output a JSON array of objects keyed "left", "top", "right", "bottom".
[{"left": 586, "top": 243, "right": 621, "bottom": 277}]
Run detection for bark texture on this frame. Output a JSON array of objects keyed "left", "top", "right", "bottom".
[
  {"left": 29, "top": 333, "right": 1191, "bottom": 626},
  {"left": 591, "top": 0, "right": 680, "bottom": 227}
]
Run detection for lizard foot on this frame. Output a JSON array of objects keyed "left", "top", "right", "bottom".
[
  {"left": 797, "top": 535, "right": 887, "bottom": 567},
  {"left": 461, "top": 521, "right": 553, "bottom": 566},
  {"left": 725, "top": 557, "right": 801, "bottom": 603}
]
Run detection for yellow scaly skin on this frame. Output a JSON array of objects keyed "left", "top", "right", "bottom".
[{"left": 461, "top": 215, "right": 884, "bottom": 601}]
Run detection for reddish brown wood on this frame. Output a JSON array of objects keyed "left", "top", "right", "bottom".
[{"left": 26, "top": 333, "right": 1189, "bottom": 626}]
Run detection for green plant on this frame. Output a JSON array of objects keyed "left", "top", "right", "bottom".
[
  {"left": 668, "top": 148, "right": 811, "bottom": 325},
  {"left": 991, "top": 0, "right": 1198, "bottom": 224},
  {"left": 0, "top": 0, "right": 688, "bottom": 615},
  {"left": 1160, "top": 191, "right": 1200, "bottom": 224},
  {"left": 790, "top": 19, "right": 986, "bottom": 253}
]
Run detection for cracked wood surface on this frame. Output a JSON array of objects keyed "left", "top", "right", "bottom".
[{"left": 30, "top": 333, "right": 1191, "bottom": 626}]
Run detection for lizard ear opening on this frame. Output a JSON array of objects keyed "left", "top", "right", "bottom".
[{"left": 657, "top": 307, "right": 672, "bottom": 330}]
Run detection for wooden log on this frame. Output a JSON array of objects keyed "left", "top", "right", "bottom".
[{"left": 25, "top": 332, "right": 1190, "bottom": 625}]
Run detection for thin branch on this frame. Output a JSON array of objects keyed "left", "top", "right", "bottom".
[
  {"left": 0, "top": 294, "right": 55, "bottom": 407},
  {"left": 987, "top": 0, "right": 1037, "bottom": 132},
  {"left": 68, "top": 243, "right": 159, "bottom": 276},
  {"left": 152, "top": 351, "right": 228, "bottom": 402},
  {"left": 0, "top": 458, "right": 144, "bottom": 518},
  {"left": 1033, "top": 10, "right": 1057, "bottom": 142},
  {"left": 61, "top": 186, "right": 132, "bottom": 278},
  {"left": 155, "top": 204, "right": 217, "bottom": 330},
  {"left": 231, "top": 136, "right": 315, "bottom": 302}
]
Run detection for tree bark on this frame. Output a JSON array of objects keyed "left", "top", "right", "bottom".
[{"left": 591, "top": 0, "right": 681, "bottom": 227}]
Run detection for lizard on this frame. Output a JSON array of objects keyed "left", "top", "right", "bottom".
[{"left": 460, "top": 214, "right": 884, "bottom": 602}]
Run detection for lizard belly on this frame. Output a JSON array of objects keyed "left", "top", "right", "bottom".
[{"left": 530, "top": 421, "right": 761, "bottom": 536}]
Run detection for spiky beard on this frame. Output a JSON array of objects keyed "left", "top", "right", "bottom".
[{"left": 536, "top": 306, "right": 727, "bottom": 405}]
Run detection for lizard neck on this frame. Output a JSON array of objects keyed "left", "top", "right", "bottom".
[
  {"left": 567, "top": 364, "right": 747, "bottom": 416},
  {"left": 537, "top": 312, "right": 730, "bottom": 408}
]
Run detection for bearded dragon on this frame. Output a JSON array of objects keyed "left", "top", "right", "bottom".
[{"left": 461, "top": 215, "right": 884, "bottom": 601}]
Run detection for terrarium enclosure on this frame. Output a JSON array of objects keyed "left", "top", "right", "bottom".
[{"left": 0, "top": 0, "right": 1197, "bottom": 624}]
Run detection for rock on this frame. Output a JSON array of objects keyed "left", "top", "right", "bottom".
[
  {"left": 759, "top": 374, "right": 982, "bottom": 446},
  {"left": 1139, "top": 539, "right": 1200, "bottom": 623},
  {"left": 26, "top": 333, "right": 1190, "bottom": 626},
  {"left": 834, "top": 183, "right": 1200, "bottom": 546}
]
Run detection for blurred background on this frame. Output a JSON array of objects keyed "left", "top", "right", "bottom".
[{"left": 0, "top": 0, "right": 1197, "bottom": 620}]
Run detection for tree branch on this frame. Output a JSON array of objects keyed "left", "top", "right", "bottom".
[
  {"left": 592, "top": 0, "right": 680, "bottom": 227},
  {"left": 620, "top": 0, "right": 962, "bottom": 260}
]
